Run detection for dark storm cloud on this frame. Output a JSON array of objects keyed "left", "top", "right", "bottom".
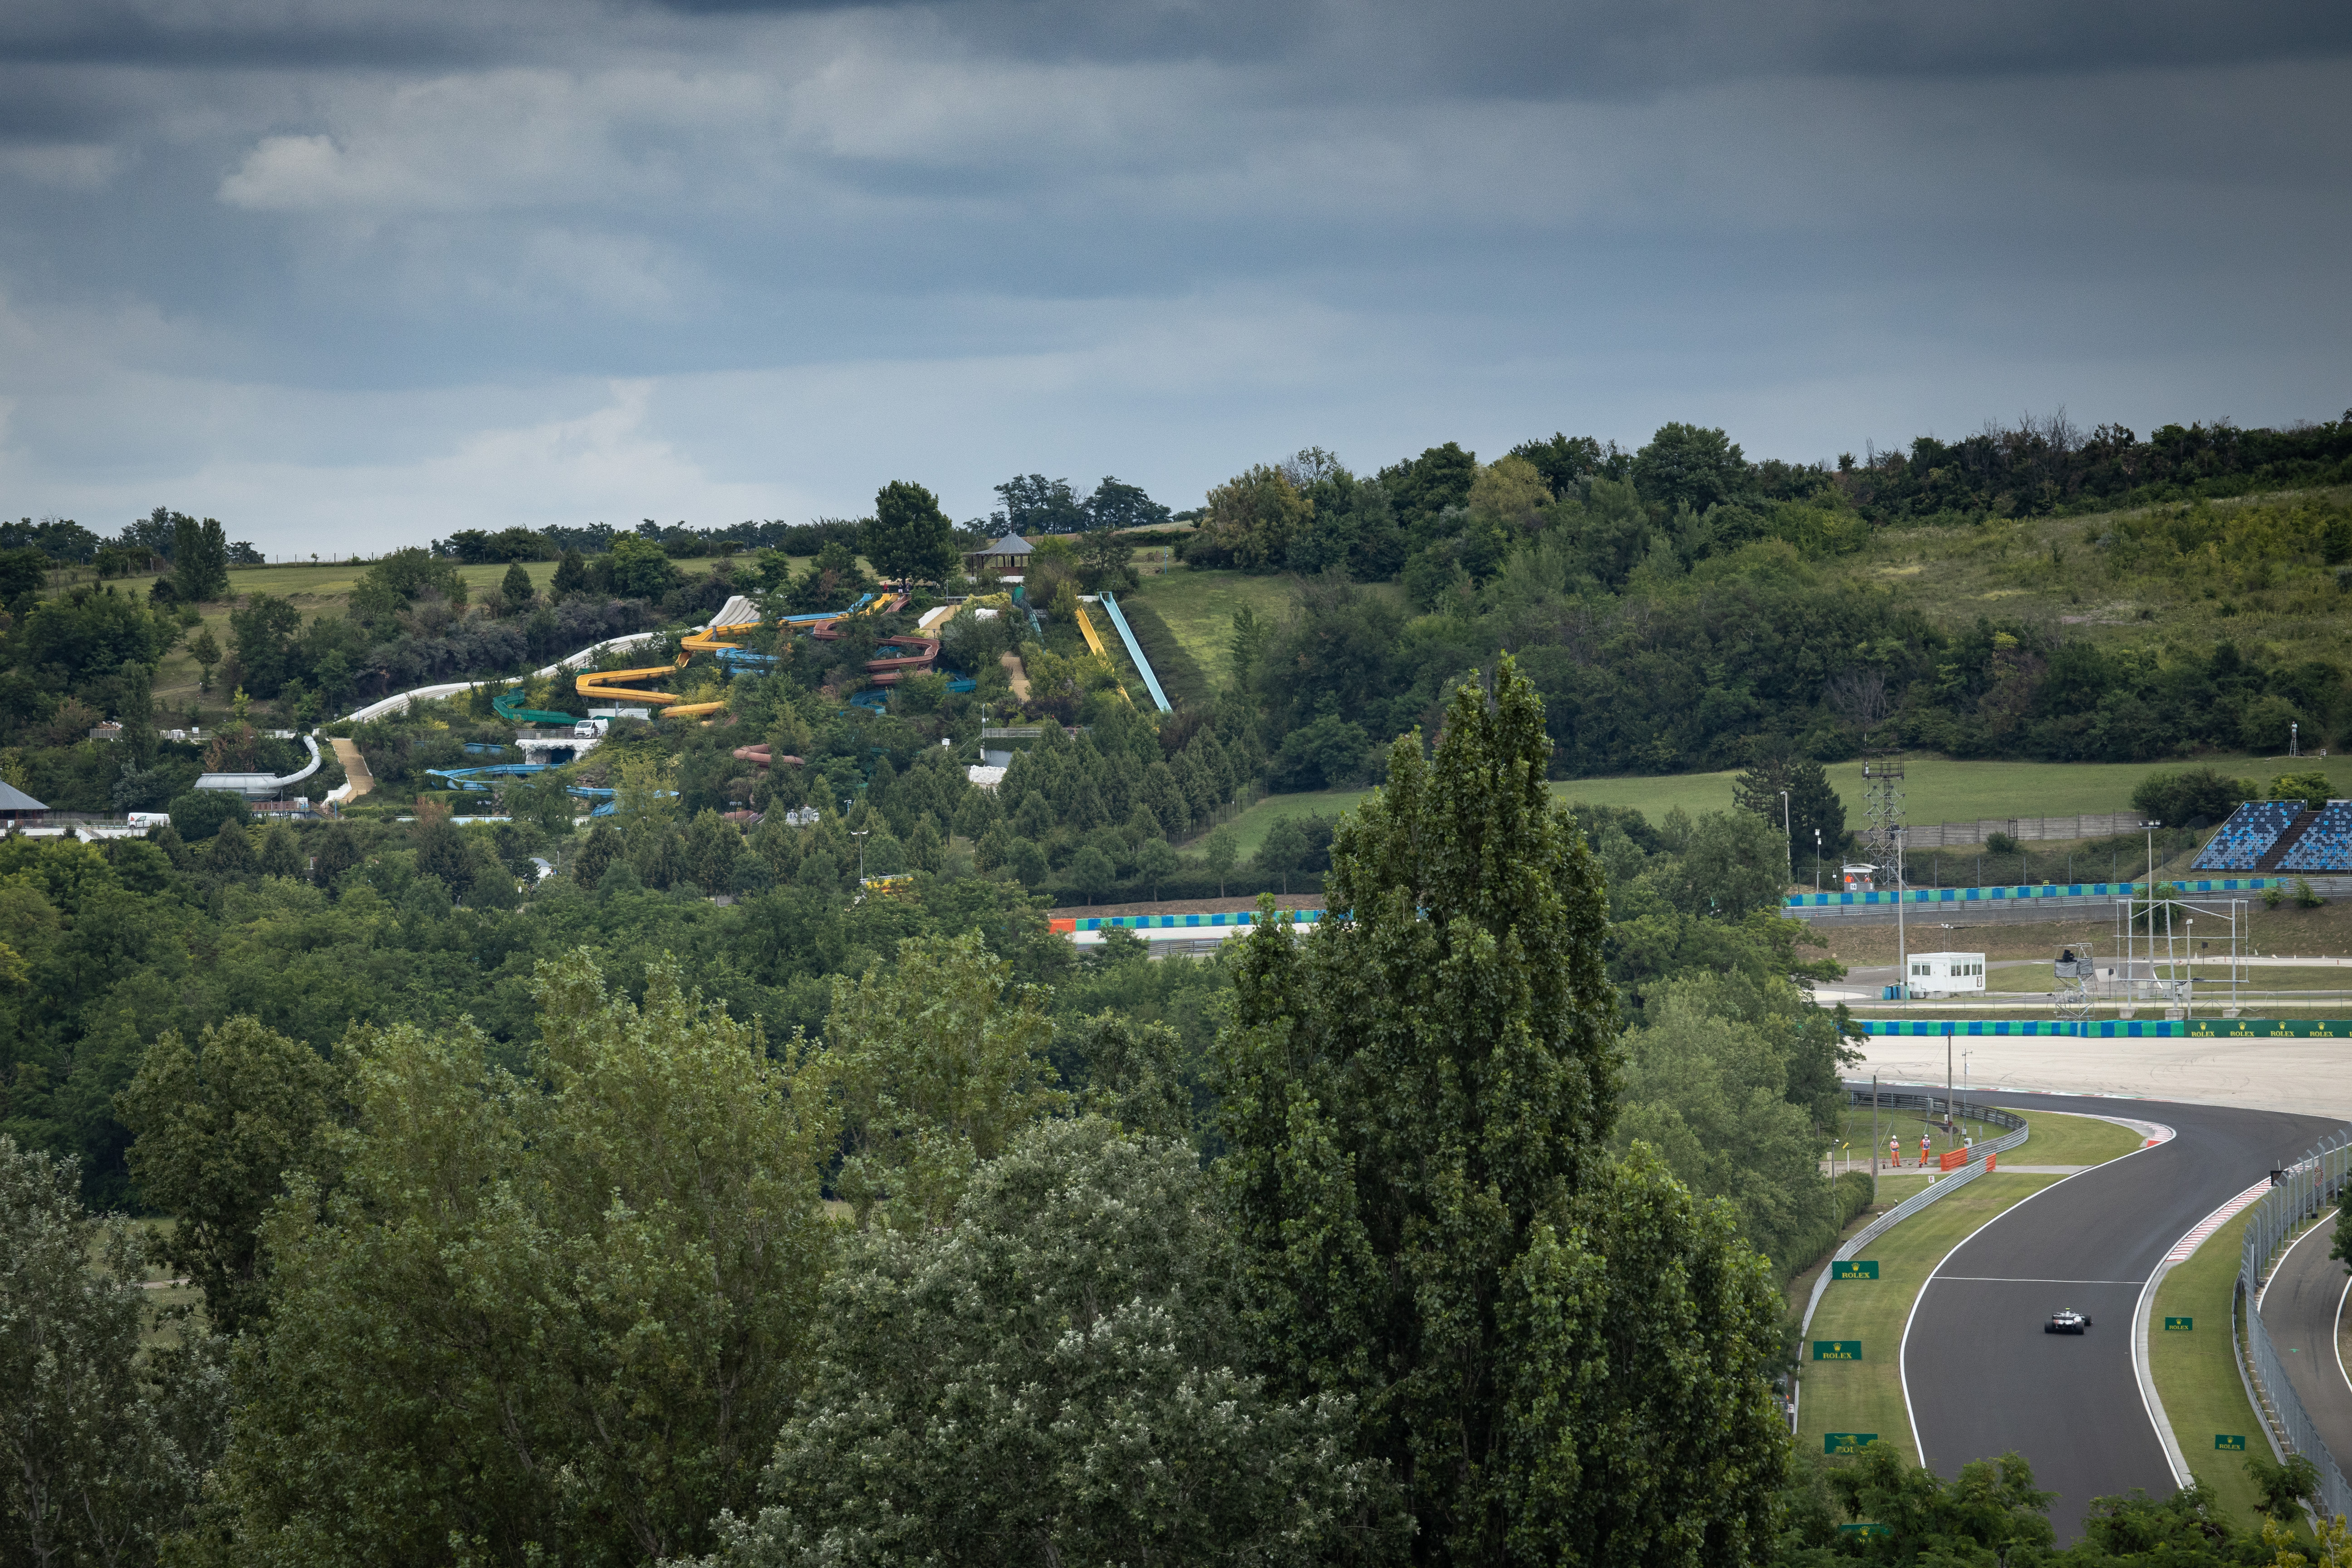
[
  {"left": 0, "top": 2, "right": 529, "bottom": 69},
  {"left": 0, "top": 0, "right": 2344, "bottom": 548}
]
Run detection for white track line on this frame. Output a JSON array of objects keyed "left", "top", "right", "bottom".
[
  {"left": 2260, "top": 1210, "right": 2340, "bottom": 1313},
  {"left": 1940, "top": 1276, "right": 2145, "bottom": 1285},
  {"left": 1900, "top": 1129, "right": 2171, "bottom": 1469},
  {"left": 2337, "top": 1271, "right": 2351, "bottom": 1410}
]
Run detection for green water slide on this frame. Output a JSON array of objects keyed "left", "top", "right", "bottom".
[{"left": 493, "top": 686, "right": 578, "bottom": 726}]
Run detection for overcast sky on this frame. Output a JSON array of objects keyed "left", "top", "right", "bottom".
[{"left": 3, "top": 0, "right": 2348, "bottom": 553}]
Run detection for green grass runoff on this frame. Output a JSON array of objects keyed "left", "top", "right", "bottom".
[
  {"left": 2148, "top": 1207, "right": 2270, "bottom": 1526},
  {"left": 1799, "top": 1173, "right": 2066, "bottom": 1465},
  {"left": 1798, "top": 1110, "right": 2143, "bottom": 1465}
]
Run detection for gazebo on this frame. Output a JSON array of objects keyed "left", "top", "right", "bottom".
[
  {"left": 0, "top": 780, "right": 49, "bottom": 827},
  {"left": 964, "top": 532, "right": 1034, "bottom": 574}
]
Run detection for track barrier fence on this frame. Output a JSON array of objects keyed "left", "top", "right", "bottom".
[
  {"left": 2234, "top": 1125, "right": 2352, "bottom": 1525},
  {"left": 1801, "top": 1090, "right": 2030, "bottom": 1336}
]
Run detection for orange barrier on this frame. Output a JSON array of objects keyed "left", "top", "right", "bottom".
[{"left": 1939, "top": 1147, "right": 1970, "bottom": 1171}]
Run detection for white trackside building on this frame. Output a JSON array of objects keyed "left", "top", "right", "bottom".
[{"left": 1906, "top": 952, "right": 1988, "bottom": 997}]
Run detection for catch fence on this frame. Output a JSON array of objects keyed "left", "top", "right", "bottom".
[{"left": 2235, "top": 1126, "right": 2352, "bottom": 1525}]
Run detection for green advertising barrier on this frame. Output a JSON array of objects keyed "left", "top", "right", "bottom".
[
  {"left": 1813, "top": 1341, "right": 1863, "bottom": 1361},
  {"left": 2164, "top": 1316, "right": 2193, "bottom": 1331},
  {"left": 2214, "top": 1435, "right": 2247, "bottom": 1451},
  {"left": 1824, "top": 1433, "right": 1878, "bottom": 1455},
  {"left": 1857, "top": 1019, "right": 2352, "bottom": 1039},
  {"left": 1832, "top": 1260, "right": 1879, "bottom": 1280}
]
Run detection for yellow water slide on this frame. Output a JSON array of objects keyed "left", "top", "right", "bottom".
[{"left": 1072, "top": 601, "right": 1136, "bottom": 708}]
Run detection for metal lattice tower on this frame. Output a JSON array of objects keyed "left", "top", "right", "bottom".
[
  {"left": 2053, "top": 943, "right": 2095, "bottom": 1019},
  {"left": 1861, "top": 759, "right": 1906, "bottom": 865}
]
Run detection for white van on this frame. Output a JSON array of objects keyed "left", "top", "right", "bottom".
[{"left": 1906, "top": 952, "right": 1988, "bottom": 997}]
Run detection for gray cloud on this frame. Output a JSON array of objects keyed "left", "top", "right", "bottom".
[{"left": 0, "top": 0, "right": 2345, "bottom": 549}]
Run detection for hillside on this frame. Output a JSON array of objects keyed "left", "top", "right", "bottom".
[{"left": 69, "top": 553, "right": 771, "bottom": 716}]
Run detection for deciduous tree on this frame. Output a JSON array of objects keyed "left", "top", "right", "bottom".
[
  {"left": 862, "top": 480, "right": 958, "bottom": 585},
  {"left": 0, "top": 1136, "right": 227, "bottom": 1567},
  {"left": 812, "top": 931, "right": 1061, "bottom": 1227},
  {"left": 696, "top": 1118, "right": 1372, "bottom": 1568},
  {"left": 213, "top": 954, "right": 836, "bottom": 1568}
]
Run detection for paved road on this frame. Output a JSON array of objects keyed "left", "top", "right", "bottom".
[
  {"left": 2259, "top": 1215, "right": 2352, "bottom": 1466},
  {"left": 1902, "top": 1090, "right": 2340, "bottom": 1541}
]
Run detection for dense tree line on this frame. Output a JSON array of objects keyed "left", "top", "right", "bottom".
[{"left": 13, "top": 662, "right": 2327, "bottom": 1567}]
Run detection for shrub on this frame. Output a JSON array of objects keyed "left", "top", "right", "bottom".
[{"left": 164, "top": 788, "right": 250, "bottom": 841}]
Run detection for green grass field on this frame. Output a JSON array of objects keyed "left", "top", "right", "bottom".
[
  {"left": 1799, "top": 1173, "right": 2066, "bottom": 1465},
  {"left": 1187, "top": 749, "right": 2341, "bottom": 867},
  {"left": 1799, "top": 1108, "right": 2144, "bottom": 1465},
  {"left": 1828, "top": 485, "right": 2352, "bottom": 668},
  {"left": 2148, "top": 1207, "right": 2271, "bottom": 1526},
  {"left": 1125, "top": 566, "right": 1301, "bottom": 689},
  {"left": 1553, "top": 755, "right": 2352, "bottom": 828}
]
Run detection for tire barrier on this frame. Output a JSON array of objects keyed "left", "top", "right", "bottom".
[{"left": 2235, "top": 1127, "right": 2352, "bottom": 1525}]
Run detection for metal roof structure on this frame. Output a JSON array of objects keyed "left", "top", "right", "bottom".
[{"left": 0, "top": 780, "right": 49, "bottom": 814}]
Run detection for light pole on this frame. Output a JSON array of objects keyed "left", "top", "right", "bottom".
[
  {"left": 2140, "top": 818, "right": 2161, "bottom": 1007},
  {"left": 850, "top": 828, "right": 870, "bottom": 883},
  {"left": 1895, "top": 826, "right": 1908, "bottom": 1007},
  {"left": 1815, "top": 827, "right": 1823, "bottom": 893}
]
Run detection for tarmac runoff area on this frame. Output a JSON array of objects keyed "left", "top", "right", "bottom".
[{"left": 1850, "top": 1032, "right": 2352, "bottom": 1119}]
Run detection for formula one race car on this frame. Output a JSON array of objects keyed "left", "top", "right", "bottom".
[{"left": 2045, "top": 1309, "right": 2092, "bottom": 1335}]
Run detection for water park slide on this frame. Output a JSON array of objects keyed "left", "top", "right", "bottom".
[
  {"left": 195, "top": 733, "right": 324, "bottom": 798},
  {"left": 1070, "top": 602, "right": 1135, "bottom": 709},
  {"left": 422, "top": 762, "right": 627, "bottom": 817},
  {"left": 1095, "top": 592, "right": 1173, "bottom": 714}
]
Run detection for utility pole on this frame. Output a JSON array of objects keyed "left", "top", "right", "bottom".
[
  {"left": 1945, "top": 1021, "right": 1954, "bottom": 1144},
  {"left": 1896, "top": 825, "right": 1908, "bottom": 1007}
]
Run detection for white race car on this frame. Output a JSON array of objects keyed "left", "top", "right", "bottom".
[{"left": 2045, "top": 1309, "right": 2092, "bottom": 1335}]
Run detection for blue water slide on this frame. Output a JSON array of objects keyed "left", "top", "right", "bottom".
[
  {"left": 425, "top": 763, "right": 554, "bottom": 792},
  {"left": 1095, "top": 592, "right": 1172, "bottom": 713}
]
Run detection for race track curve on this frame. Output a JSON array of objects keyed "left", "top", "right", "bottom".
[
  {"left": 2258, "top": 1214, "right": 2352, "bottom": 1467},
  {"left": 1901, "top": 1089, "right": 2340, "bottom": 1541}
]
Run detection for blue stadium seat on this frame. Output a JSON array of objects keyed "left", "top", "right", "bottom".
[
  {"left": 2191, "top": 801, "right": 2303, "bottom": 871},
  {"left": 2279, "top": 802, "right": 2352, "bottom": 872}
]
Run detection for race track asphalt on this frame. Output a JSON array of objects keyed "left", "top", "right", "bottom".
[
  {"left": 2258, "top": 1214, "right": 2352, "bottom": 1467},
  {"left": 1901, "top": 1089, "right": 2341, "bottom": 1541}
]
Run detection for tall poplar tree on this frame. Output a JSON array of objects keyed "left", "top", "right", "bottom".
[{"left": 1217, "top": 655, "right": 1787, "bottom": 1565}]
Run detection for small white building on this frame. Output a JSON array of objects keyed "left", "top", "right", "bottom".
[{"left": 1906, "top": 951, "right": 1988, "bottom": 997}]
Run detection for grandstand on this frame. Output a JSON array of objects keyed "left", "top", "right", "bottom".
[
  {"left": 2278, "top": 801, "right": 2352, "bottom": 872},
  {"left": 2192, "top": 800, "right": 2304, "bottom": 871}
]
